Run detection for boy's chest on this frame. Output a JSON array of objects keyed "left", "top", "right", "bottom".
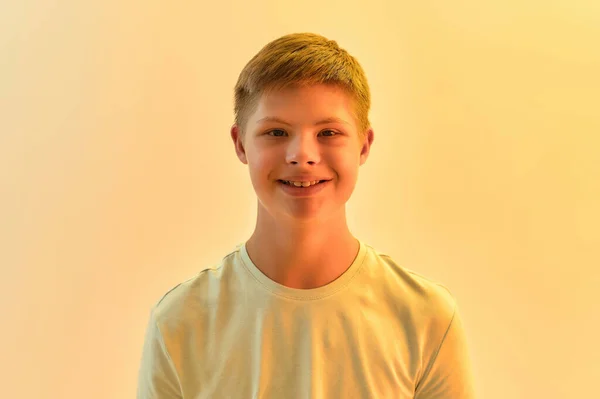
[{"left": 175, "top": 305, "right": 419, "bottom": 398}]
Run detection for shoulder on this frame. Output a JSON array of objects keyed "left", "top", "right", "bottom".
[
  {"left": 367, "top": 244, "right": 458, "bottom": 321},
  {"left": 150, "top": 245, "right": 241, "bottom": 325}
]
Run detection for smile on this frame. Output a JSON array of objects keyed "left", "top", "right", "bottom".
[
  {"left": 277, "top": 179, "right": 330, "bottom": 196},
  {"left": 279, "top": 180, "right": 326, "bottom": 187}
]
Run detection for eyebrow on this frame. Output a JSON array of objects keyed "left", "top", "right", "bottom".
[{"left": 256, "top": 116, "right": 350, "bottom": 126}]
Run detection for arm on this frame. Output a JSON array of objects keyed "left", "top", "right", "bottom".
[
  {"left": 136, "top": 310, "right": 183, "bottom": 399},
  {"left": 414, "top": 306, "right": 476, "bottom": 399}
]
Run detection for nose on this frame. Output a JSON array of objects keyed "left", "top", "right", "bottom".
[{"left": 286, "top": 136, "right": 320, "bottom": 165}]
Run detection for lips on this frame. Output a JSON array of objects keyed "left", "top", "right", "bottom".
[
  {"left": 278, "top": 175, "right": 332, "bottom": 182},
  {"left": 277, "top": 178, "right": 330, "bottom": 196},
  {"left": 278, "top": 179, "right": 326, "bottom": 186}
]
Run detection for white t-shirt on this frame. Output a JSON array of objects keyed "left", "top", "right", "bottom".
[{"left": 137, "top": 239, "right": 476, "bottom": 398}]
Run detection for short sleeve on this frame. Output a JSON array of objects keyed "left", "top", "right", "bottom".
[
  {"left": 136, "top": 309, "right": 183, "bottom": 399},
  {"left": 414, "top": 305, "right": 476, "bottom": 399}
]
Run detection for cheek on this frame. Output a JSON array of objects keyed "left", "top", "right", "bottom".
[{"left": 248, "top": 156, "right": 275, "bottom": 182}]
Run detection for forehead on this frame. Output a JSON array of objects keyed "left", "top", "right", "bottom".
[{"left": 251, "top": 84, "right": 356, "bottom": 125}]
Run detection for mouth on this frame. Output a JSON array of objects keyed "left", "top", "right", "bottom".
[{"left": 277, "top": 179, "right": 330, "bottom": 186}]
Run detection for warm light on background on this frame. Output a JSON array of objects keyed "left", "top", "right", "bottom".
[{"left": 1, "top": 1, "right": 598, "bottom": 398}]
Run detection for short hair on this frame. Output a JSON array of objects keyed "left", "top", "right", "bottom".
[{"left": 233, "top": 32, "right": 371, "bottom": 142}]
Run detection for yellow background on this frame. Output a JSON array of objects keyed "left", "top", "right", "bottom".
[{"left": 1, "top": 1, "right": 599, "bottom": 397}]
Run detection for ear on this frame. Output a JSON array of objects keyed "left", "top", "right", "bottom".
[
  {"left": 359, "top": 127, "right": 375, "bottom": 166},
  {"left": 231, "top": 124, "right": 248, "bottom": 165}
]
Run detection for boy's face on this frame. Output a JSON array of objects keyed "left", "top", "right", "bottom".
[{"left": 231, "top": 83, "right": 374, "bottom": 224}]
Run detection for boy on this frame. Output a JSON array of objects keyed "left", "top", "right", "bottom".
[{"left": 137, "top": 32, "right": 475, "bottom": 398}]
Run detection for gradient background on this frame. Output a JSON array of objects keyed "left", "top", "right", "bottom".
[{"left": 2, "top": 1, "right": 599, "bottom": 398}]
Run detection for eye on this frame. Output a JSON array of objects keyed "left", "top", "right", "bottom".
[
  {"left": 266, "top": 129, "right": 338, "bottom": 137},
  {"left": 267, "top": 129, "right": 286, "bottom": 137},
  {"left": 321, "top": 130, "right": 337, "bottom": 137}
]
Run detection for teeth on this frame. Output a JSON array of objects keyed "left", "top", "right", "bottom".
[{"left": 283, "top": 180, "right": 320, "bottom": 187}]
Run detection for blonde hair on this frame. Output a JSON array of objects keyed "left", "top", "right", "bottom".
[{"left": 233, "top": 32, "right": 371, "bottom": 142}]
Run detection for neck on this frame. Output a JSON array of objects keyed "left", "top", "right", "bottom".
[{"left": 245, "top": 208, "right": 359, "bottom": 289}]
